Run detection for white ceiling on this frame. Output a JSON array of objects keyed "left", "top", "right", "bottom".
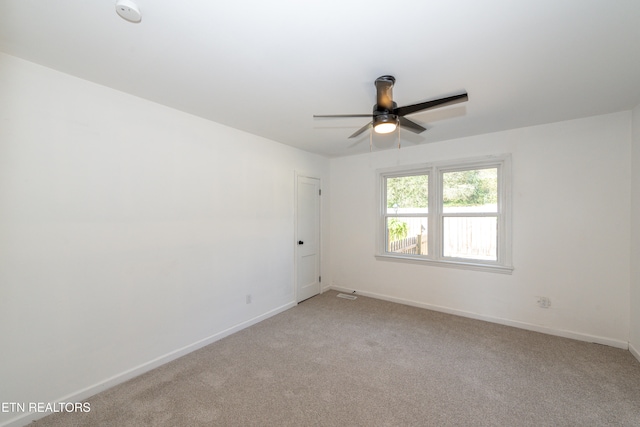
[{"left": 1, "top": 0, "right": 639, "bottom": 157}]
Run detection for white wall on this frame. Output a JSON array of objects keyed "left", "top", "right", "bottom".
[
  {"left": 330, "top": 112, "right": 632, "bottom": 347},
  {"left": 0, "top": 53, "right": 330, "bottom": 426},
  {"left": 631, "top": 103, "right": 640, "bottom": 361}
]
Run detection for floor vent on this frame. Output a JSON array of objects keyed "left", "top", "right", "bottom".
[{"left": 337, "top": 293, "right": 357, "bottom": 300}]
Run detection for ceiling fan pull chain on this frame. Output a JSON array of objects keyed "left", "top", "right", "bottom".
[{"left": 398, "top": 125, "right": 401, "bottom": 150}]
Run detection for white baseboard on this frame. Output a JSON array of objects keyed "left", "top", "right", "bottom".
[
  {"left": 1, "top": 301, "right": 296, "bottom": 427},
  {"left": 630, "top": 342, "right": 640, "bottom": 363},
  {"left": 330, "top": 286, "right": 629, "bottom": 350}
]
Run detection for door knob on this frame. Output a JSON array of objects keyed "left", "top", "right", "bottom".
[{"left": 298, "top": 240, "right": 304, "bottom": 245}]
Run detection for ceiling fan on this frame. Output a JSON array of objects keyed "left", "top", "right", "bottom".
[{"left": 314, "top": 75, "right": 468, "bottom": 138}]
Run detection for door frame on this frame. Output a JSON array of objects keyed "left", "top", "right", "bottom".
[{"left": 294, "top": 171, "right": 322, "bottom": 303}]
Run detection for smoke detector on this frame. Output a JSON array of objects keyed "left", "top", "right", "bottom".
[{"left": 115, "top": 0, "right": 141, "bottom": 23}]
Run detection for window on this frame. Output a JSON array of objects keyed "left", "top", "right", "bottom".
[{"left": 377, "top": 155, "right": 512, "bottom": 273}]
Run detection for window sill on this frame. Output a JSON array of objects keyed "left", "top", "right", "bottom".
[{"left": 375, "top": 254, "right": 514, "bottom": 274}]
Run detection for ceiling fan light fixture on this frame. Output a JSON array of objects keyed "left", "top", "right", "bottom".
[{"left": 373, "top": 115, "right": 398, "bottom": 134}]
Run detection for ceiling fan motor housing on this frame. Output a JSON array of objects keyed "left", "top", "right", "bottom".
[{"left": 375, "top": 75, "right": 396, "bottom": 112}]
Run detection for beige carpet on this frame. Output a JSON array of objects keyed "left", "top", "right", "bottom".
[{"left": 33, "top": 291, "right": 640, "bottom": 426}]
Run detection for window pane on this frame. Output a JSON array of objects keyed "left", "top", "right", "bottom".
[
  {"left": 386, "top": 174, "right": 428, "bottom": 214},
  {"left": 442, "top": 168, "right": 497, "bottom": 213},
  {"left": 443, "top": 216, "right": 497, "bottom": 260},
  {"left": 386, "top": 217, "right": 428, "bottom": 255}
]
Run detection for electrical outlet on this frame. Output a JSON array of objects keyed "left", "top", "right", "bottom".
[
  {"left": 537, "top": 297, "right": 551, "bottom": 308},
  {"left": 246, "top": 294, "right": 252, "bottom": 304}
]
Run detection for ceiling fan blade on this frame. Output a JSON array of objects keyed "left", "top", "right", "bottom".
[
  {"left": 349, "top": 122, "right": 373, "bottom": 138},
  {"left": 313, "top": 114, "right": 373, "bottom": 118},
  {"left": 398, "top": 116, "right": 427, "bottom": 134},
  {"left": 394, "top": 92, "right": 468, "bottom": 117}
]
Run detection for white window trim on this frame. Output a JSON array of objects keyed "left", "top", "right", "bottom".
[{"left": 375, "top": 154, "right": 513, "bottom": 274}]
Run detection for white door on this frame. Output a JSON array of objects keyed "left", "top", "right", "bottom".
[{"left": 296, "top": 175, "right": 321, "bottom": 302}]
